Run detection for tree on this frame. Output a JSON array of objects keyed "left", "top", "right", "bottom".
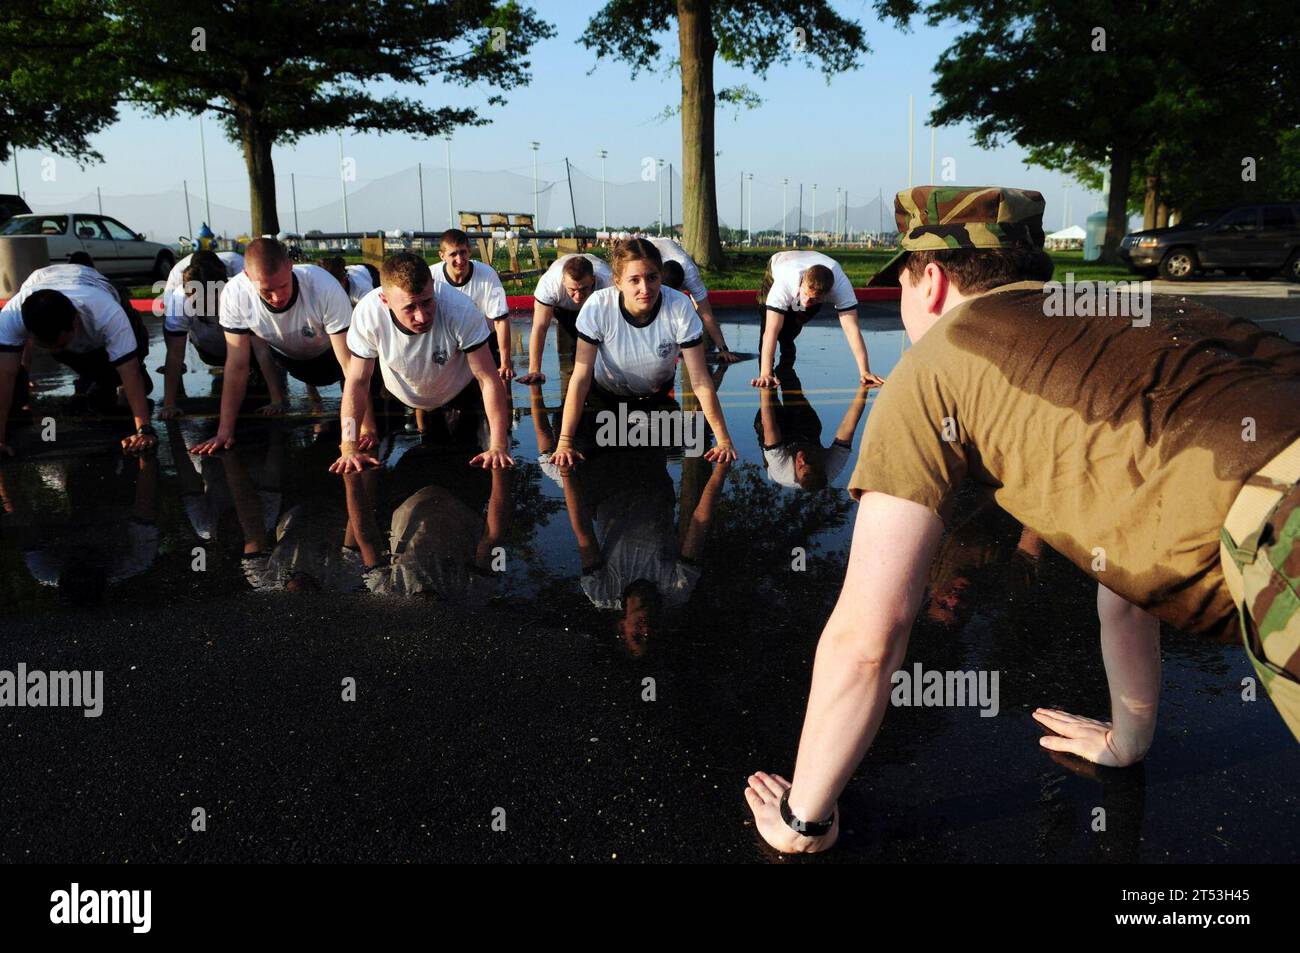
[
  {"left": 113, "top": 0, "right": 553, "bottom": 234},
  {"left": 583, "top": 1, "right": 868, "bottom": 270},
  {"left": 0, "top": 0, "right": 121, "bottom": 165},
  {"left": 878, "top": 0, "right": 1300, "bottom": 262}
]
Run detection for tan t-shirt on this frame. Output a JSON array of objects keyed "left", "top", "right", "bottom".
[{"left": 848, "top": 281, "right": 1300, "bottom": 636}]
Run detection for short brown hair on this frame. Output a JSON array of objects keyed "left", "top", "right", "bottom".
[
  {"left": 244, "top": 237, "right": 290, "bottom": 273},
  {"left": 315, "top": 256, "right": 349, "bottom": 288},
  {"left": 380, "top": 252, "right": 432, "bottom": 294},
  {"left": 561, "top": 254, "right": 595, "bottom": 283},
  {"left": 609, "top": 238, "right": 662, "bottom": 281},
  {"left": 440, "top": 228, "right": 469, "bottom": 249},
  {"left": 803, "top": 264, "right": 834, "bottom": 296},
  {"left": 903, "top": 246, "right": 1054, "bottom": 294},
  {"left": 182, "top": 251, "right": 229, "bottom": 315}
]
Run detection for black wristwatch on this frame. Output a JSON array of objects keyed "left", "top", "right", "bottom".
[
  {"left": 136, "top": 425, "right": 156, "bottom": 437},
  {"left": 779, "top": 788, "right": 835, "bottom": 837}
]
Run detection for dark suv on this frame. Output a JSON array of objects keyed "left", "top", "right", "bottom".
[
  {"left": 1120, "top": 203, "right": 1300, "bottom": 281},
  {"left": 0, "top": 193, "right": 32, "bottom": 228}
]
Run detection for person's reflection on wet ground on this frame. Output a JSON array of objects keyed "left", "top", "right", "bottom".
[
  {"left": 342, "top": 419, "right": 513, "bottom": 602},
  {"left": 169, "top": 419, "right": 363, "bottom": 593},
  {"left": 553, "top": 445, "right": 729, "bottom": 657},
  {"left": 924, "top": 483, "right": 1044, "bottom": 630},
  {"left": 755, "top": 361, "right": 868, "bottom": 491},
  {"left": 0, "top": 452, "right": 159, "bottom": 606}
]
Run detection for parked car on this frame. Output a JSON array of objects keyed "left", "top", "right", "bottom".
[
  {"left": 0, "top": 193, "right": 32, "bottom": 228},
  {"left": 1120, "top": 203, "right": 1300, "bottom": 282},
  {"left": 0, "top": 212, "right": 175, "bottom": 280}
]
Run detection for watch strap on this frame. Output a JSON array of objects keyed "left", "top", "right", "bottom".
[{"left": 779, "top": 788, "right": 834, "bottom": 837}]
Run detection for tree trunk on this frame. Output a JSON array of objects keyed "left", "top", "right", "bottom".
[
  {"left": 1156, "top": 202, "right": 1169, "bottom": 228},
  {"left": 240, "top": 115, "right": 279, "bottom": 236},
  {"left": 1142, "top": 173, "right": 1159, "bottom": 230},
  {"left": 677, "top": 0, "right": 724, "bottom": 269},
  {"left": 1100, "top": 144, "right": 1133, "bottom": 264}
]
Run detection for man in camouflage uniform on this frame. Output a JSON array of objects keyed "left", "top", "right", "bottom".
[{"left": 743, "top": 185, "right": 1300, "bottom": 853}]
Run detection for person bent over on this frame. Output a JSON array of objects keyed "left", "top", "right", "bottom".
[
  {"left": 0, "top": 263, "right": 155, "bottom": 456},
  {"left": 330, "top": 252, "right": 514, "bottom": 473}
]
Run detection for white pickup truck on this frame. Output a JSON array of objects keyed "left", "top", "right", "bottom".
[{"left": 0, "top": 212, "right": 176, "bottom": 280}]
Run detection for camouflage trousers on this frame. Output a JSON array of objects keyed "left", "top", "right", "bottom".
[{"left": 1220, "top": 435, "right": 1300, "bottom": 742}]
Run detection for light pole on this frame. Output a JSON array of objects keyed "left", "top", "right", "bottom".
[
  {"left": 530, "top": 141, "right": 540, "bottom": 230},
  {"left": 444, "top": 136, "right": 454, "bottom": 229},
  {"left": 598, "top": 149, "right": 608, "bottom": 233},
  {"left": 782, "top": 178, "right": 788, "bottom": 246},
  {"left": 338, "top": 131, "right": 349, "bottom": 233},
  {"left": 811, "top": 184, "right": 818, "bottom": 247},
  {"left": 417, "top": 163, "right": 425, "bottom": 232},
  {"left": 199, "top": 117, "right": 211, "bottom": 223},
  {"left": 835, "top": 187, "right": 841, "bottom": 243},
  {"left": 739, "top": 171, "right": 744, "bottom": 243},
  {"left": 746, "top": 173, "right": 753, "bottom": 245},
  {"left": 656, "top": 159, "right": 665, "bottom": 234}
]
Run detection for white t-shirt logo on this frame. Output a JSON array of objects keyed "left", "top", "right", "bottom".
[
  {"left": 301, "top": 325, "right": 315, "bottom": 338},
  {"left": 656, "top": 341, "right": 673, "bottom": 358},
  {"left": 432, "top": 347, "right": 448, "bottom": 365}
]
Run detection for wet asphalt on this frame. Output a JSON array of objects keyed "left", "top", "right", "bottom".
[{"left": 1, "top": 298, "right": 1298, "bottom": 863}]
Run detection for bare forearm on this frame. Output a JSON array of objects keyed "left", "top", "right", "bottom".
[
  {"left": 1098, "top": 586, "right": 1161, "bottom": 756},
  {"left": 528, "top": 310, "right": 550, "bottom": 374},
  {"left": 557, "top": 376, "right": 590, "bottom": 444},
  {"left": 760, "top": 318, "right": 782, "bottom": 376},
  {"left": 840, "top": 314, "right": 870, "bottom": 374},
  {"left": 217, "top": 361, "right": 249, "bottom": 436},
  {"left": 339, "top": 378, "right": 370, "bottom": 445},
  {"left": 118, "top": 365, "right": 151, "bottom": 429},
  {"left": 480, "top": 376, "right": 510, "bottom": 450},
  {"left": 788, "top": 618, "right": 910, "bottom": 821},
  {"left": 693, "top": 380, "right": 732, "bottom": 446},
  {"left": 163, "top": 339, "right": 185, "bottom": 407},
  {"left": 496, "top": 320, "right": 511, "bottom": 364}
]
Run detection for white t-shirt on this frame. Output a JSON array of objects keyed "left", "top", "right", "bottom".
[
  {"left": 163, "top": 251, "right": 245, "bottom": 297},
  {"left": 431, "top": 260, "right": 509, "bottom": 322},
  {"left": 575, "top": 287, "right": 703, "bottom": 396},
  {"left": 163, "top": 252, "right": 245, "bottom": 354},
  {"left": 762, "top": 250, "right": 857, "bottom": 315},
  {"left": 643, "top": 237, "right": 707, "bottom": 301},
  {"left": 534, "top": 254, "right": 612, "bottom": 312},
  {"left": 764, "top": 441, "right": 852, "bottom": 488},
  {"left": 219, "top": 264, "right": 351, "bottom": 360},
  {"left": 0, "top": 264, "right": 137, "bottom": 362},
  {"left": 345, "top": 265, "right": 374, "bottom": 306},
  {"left": 346, "top": 284, "right": 490, "bottom": 410}
]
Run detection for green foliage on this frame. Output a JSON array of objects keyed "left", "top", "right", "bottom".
[
  {"left": 583, "top": 0, "right": 869, "bottom": 79},
  {"left": 0, "top": 0, "right": 121, "bottom": 164},
  {"left": 115, "top": 0, "right": 554, "bottom": 141}
]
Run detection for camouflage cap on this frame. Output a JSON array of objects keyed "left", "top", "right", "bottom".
[{"left": 867, "top": 186, "right": 1047, "bottom": 288}]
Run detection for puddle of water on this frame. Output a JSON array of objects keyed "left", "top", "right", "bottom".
[{"left": 1, "top": 303, "right": 1296, "bottom": 862}]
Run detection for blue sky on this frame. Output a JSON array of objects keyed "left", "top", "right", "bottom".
[{"left": 7, "top": 0, "right": 1102, "bottom": 234}]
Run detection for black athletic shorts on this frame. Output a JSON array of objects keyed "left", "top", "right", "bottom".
[{"left": 269, "top": 347, "right": 344, "bottom": 387}]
